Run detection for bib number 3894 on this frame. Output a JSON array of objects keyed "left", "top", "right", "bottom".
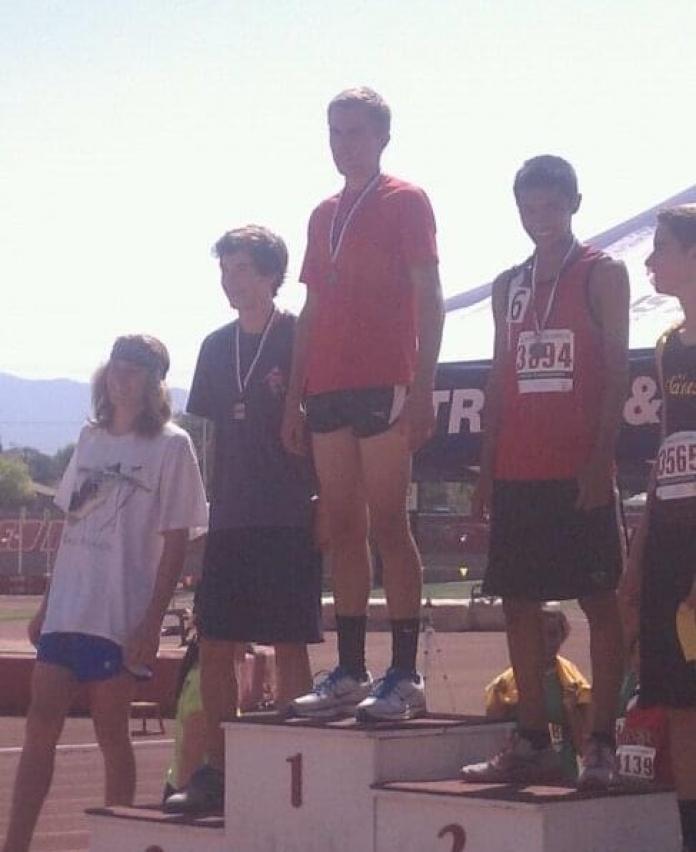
[{"left": 516, "top": 329, "right": 574, "bottom": 394}]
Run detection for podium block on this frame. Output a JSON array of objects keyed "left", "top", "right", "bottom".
[
  {"left": 224, "top": 713, "right": 510, "bottom": 852},
  {"left": 87, "top": 806, "right": 226, "bottom": 852},
  {"left": 374, "top": 780, "right": 682, "bottom": 852}
]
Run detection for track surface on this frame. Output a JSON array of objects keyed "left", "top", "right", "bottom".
[{"left": 0, "top": 600, "right": 593, "bottom": 851}]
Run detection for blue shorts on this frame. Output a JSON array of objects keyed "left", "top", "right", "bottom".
[{"left": 37, "top": 632, "right": 124, "bottom": 683}]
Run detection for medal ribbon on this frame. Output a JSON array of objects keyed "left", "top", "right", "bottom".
[
  {"left": 234, "top": 308, "right": 277, "bottom": 398},
  {"left": 529, "top": 238, "right": 579, "bottom": 340},
  {"left": 329, "top": 172, "right": 381, "bottom": 265}
]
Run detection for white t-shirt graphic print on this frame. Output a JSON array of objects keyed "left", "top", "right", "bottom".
[{"left": 42, "top": 423, "right": 208, "bottom": 647}]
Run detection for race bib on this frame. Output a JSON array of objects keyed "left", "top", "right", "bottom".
[
  {"left": 656, "top": 431, "right": 696, "bottom": 500},
  {"left": 616, "top": 744, "right": 656, "bottom": 782},
  {"left": 506, "top": 274, "right": 530, "bottom": 323},
  {"left": 516, "top": 329, "right": 574, "bottom": 393}
]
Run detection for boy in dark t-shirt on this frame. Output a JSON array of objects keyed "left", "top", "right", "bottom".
[{"left": 164, "top": 226, "right": 323, "bottom": 815}]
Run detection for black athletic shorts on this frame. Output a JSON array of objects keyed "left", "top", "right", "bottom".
[
  {"left": 195, "top": 527, "right": 324, "bottom": 645},
  {"left": 639, "top": 508, "right": 696, "bottom": 709},
  {"left": 305, "top": 385, "right": 407, "bottom": 438},
  {"left": 483, "top": 479, "right": 623, "bottom": 601}
]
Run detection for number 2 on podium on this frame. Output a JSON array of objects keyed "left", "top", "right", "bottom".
[
  {"left": 286, "top": 752, "right": 303, "bottom": 808},
  {"left": 438, "top": 823, "right": 466, "bottom": 850}
]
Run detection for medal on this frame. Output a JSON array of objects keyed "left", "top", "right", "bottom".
[
  {"left": 328, "top": 172, "right": 381, "bottom": 285},
  {"left": 233, "top": 307, "right": 277, "bottom": 421}
]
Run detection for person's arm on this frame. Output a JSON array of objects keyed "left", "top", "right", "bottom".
[
  {"left": 576, "top": 257, "right": 630, "bottom": 509},
  {"left": 125, "top": 528, "right": 189, "bottom": 668},
  {"left": 281, "top": 289, "right": 318, "bottom": 456},
  {"left": 471, "top": 273, "right": 510, "bottom": 519},
  {"left": 398, "top": 262, "right": 444, "bottom": 451}
]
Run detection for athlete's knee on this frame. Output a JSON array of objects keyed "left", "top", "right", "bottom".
[
  {"left": 200, "top": 638, "right": 240, "bottom": 671},
  {"left": 369, "top": 510, "right": 411, "bottom": 550},
  {"left": 95, "top": 721, "right": 131, "bottom": 753},
  {"left": 578, "top": 590, "right": 619, "bottom": 623},
  {"left": 326, "top": 511, "right": 368, "bottom": 549}
]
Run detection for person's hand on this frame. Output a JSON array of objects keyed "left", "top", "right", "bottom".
[
  {"left": 281, "top": 400, "right": 307, "bottom": 456},
  {"left": 398, "top": 388, "right": 435, "bottom": 452},
  {"left": 27, "top": 610, "right": 44, "bottom": 647},
  {"left": 125, "top": 616, "right": 160, "bottom": 669},
  {"left": 575, "top": 453, "right": 614, "bottom": 511}
]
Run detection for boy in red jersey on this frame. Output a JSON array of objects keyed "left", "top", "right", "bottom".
[
  {"left": 282, "top": 87, "right": 444, "bottom": 722},
  {"left": 461, "top": 156, "right": 629, "bottom": 788},
  {"left": 621, "top": 205, "right": 696, "bottom": 851}
]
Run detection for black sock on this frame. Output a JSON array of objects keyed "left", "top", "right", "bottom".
[
  {"left": 590, "top": 730, "right": 616, "bottom": 750},
  {"left": 679, "top": 800, "right": 696, "bottom": 850},
  {"left": 335, "top": 615, "right": 367, "bottom": 680},
  {"left": 517, "top": 727, "right": 551, "bottom": 750},
  {"left": 390, "top": 618, "right": 420, "bottom": 674}
]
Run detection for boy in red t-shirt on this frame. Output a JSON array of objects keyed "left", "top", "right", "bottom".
[{"left": 283, "top": 87, "right": 444, "bottom": 722}]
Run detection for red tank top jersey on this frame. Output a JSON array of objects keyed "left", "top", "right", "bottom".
[
  {"left": 300, "top": 174, "right": 438, "bottom": 396},
  {"left": 494, "top": 244, "right": 606, "bottom": 480}
]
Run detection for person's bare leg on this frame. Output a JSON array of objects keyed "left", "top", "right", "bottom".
[
  {"left": 578, "top": 591, "right": 623, "bottom": 736},
  {"left": 90, "top": 672, "right": 136, "bottom": 805},
  {"left": 360, "top": 428, "right": 421, "bottom": 620},
  {"left": 274, "top": 643, "right": 312, "bottom": 710},
  {"left": 199, "top": 638, "right": 240, "bottom": 771},
  {"left": 312, "top": 429, "right": 370, "bottom": 616},
  {"left": 2, "top": 664, "right": 75, "bottom": 852},
  {"left": 503, "top": 599, "right": 547, "bottom": 732}
]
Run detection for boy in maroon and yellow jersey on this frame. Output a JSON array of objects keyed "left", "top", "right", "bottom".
[{"left": 621, "top": 205, "right": 696, "bottom": 851}]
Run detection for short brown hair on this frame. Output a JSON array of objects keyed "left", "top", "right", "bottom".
[
  {"left": 212, "top": 225, "right": 288, "bottom": 296},
  {"left": 657, "top": 205, "right": 696, "bottom": 250},
  {"left": 328, "top": 87, "right": 391, "bottom": 136},
  {"left": 513, "top": 155, "right": 578, "bottom": 203},
  {"left": 91, "top": 334, "right": 172, "bottom": 437}
]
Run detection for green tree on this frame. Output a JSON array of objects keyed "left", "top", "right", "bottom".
[
  {"left": 0, "top": 456, "right": 34, "bottom": 507},
  {"left": 20, "top": 447, "right": 55, "bottom": 484}
]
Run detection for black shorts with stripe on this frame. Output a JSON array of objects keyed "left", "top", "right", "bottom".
[
  {"left": 483, "top": 479, "right": 623, "bottom": 601},
  {"left": 305, "top": 386, "right": 407, "bottom": 438}
]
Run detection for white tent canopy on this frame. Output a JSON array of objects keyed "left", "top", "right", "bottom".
[{"left": 439, "top": 185, "right": 696, "bottom": 364}]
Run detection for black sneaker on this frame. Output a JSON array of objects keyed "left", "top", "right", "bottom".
[{"left": 163, "top": 765, "right": 224, "bottom": 814}]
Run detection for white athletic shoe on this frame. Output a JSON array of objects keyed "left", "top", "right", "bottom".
[
  {"left": 460, "top": 732, "right": 563, "bottom": 784},
  {"left": 577, "top": 737, "right": 615, "bottom": 790},
  {"left": 355, "top": 668, "right": 427, "bottom": 722},
  {"left": 290, "top": 666, "right": 373, "bottom": 719}
]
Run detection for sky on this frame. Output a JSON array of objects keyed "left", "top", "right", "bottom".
[{"left": 2, "top": 0, "right": 696, "bottom": 390}]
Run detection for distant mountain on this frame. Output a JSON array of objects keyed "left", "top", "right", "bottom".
[{"left": 0, "top": 373, "right": 188, "bottom": 454}]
